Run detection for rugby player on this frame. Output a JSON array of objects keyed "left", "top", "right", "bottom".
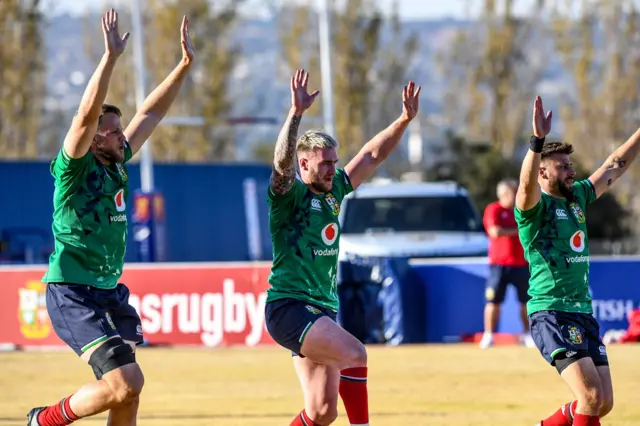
[
  {"left": 516, "top": 96, "right": 640, "bottom": 426},
  {"left": 28, "top": 9, "right": 194, "bottom": 426},
  {"left": 265, "top": 68, "right": 421, "bottom": 426}
]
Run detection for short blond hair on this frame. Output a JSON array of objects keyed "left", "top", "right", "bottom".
[{"left": 296, "top": 130, "right": 339, "bottom": 152}]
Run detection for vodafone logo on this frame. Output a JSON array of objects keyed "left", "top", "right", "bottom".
[
  {"left": 114, "top": 188, "right": 126, "bottom": 212},
  {"left": 321, "top": 223, "right": 338, "bottom": 246},
  {"left": 570, "top": 230, "right": 585, "bottom": 252}
]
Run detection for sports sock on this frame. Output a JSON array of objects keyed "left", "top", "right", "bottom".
[
  {"left": 290, "top": 409, "right": 317, "bottom": 426},
  {"left": 540, "top": 401, "right": 575, "bottom": 426},
  {"left": 339, "top": 367, "right": 369, "bottom": 426},
  {"left": 573, "top": 413, "right": 600, "bottom": 426},
  {"left": 37, "top": 395, "right": 79, "bottom": 426}
]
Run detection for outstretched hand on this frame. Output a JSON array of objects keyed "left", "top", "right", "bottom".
[
  {"left": 401, "top": 81, "right": 421, "bottom": 121},
  {"left": 290, "top": 69, "right": 319, "bottom": 115},
  {"left": 102, "top": 8, "right": 129, "bottom": 58},
  {"left": 532, "top": 95, "right": 552, "bottom": 138},
  {"left": 180, "top": 15, "right": 195, "bottom": 65}
]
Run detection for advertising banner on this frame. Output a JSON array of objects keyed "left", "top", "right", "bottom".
[{"left": 0, "top": 263, "right": 274, "bottom": 349}]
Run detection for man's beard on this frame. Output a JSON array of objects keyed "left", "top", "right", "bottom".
[
  {"left": 552, "top": 178, "right": 574, "bottom": 199},
  {"left": 310, "top": 172, "right": 331, "bottom": 193}
]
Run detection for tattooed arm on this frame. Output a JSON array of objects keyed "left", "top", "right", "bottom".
[
  {"left": 589, "top": 127, "right": 640, "bottom": 199},
  {"left": 270, "top": 69, "right": 319, "bottom": 196},
  {"left": 270, "top": 111, "right": 302, "bottom": 195}
]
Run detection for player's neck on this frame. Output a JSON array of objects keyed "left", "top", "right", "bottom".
[
  {"left": 90, "top": 147, "right": 112, "bottom": 165},
  {"left": 541, "top": 186, "right": 566, "bottom": 200}
]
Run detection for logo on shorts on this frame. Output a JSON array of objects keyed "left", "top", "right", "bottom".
[
  {"left": 321, "top": 223, "right": 339, "bottom": 246},
  {"left": 18, "top": 281, "right": 51, "bottom": 340},
  {"left": 324, "top": 193, "right": 340, "bottom": 216},
  {"left": 136, "top": 325, "right": 143, "bottom": 336},
  {"left": 565, "top": 351, "right": 577, "bottom": 358},
  {"left": 570, "top": 203, "right": 585, "bottom": 223},
  {"left": 569, "top": 230, "right": 585, "bottom": 252},
  {"left": 599, "top": 345, "right": 607, "bottom": 356},
  {"left": 305, "top": 305, "right": 322, "bottom": 315},
  {"left": 104, "top": 312, "right": 117, "bottom": 330},
  {"left": 311, "top": 199, "right": 322, "bottom": 212},
  {"left": 568, "top": 326, "right": 583, "bottom": 345},
  {"left": 114, "top": 188, "right": 126, "bottom": 212}
]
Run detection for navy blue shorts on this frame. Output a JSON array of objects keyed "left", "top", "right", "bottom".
[
  {"left": 265, "top": 298, "right": 337, "bottom": 357},
  {"left": 485, "top": 265, "right": 530, "bottom": 304},
  {"left": 530, "top": 310, "right": 608, "bottom": 369},
  {"left": 46, "top": 283, "right": 144, "bottom": 356}
]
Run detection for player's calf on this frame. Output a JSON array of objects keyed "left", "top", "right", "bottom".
[{"left": 29, "top": 338, "right": 144, "bottom": 426}]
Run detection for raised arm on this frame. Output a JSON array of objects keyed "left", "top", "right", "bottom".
[
  {"left": 344, "top": 82, "right": 421, "bottom": 190},
  {"left": 125, "top": 16, "right": 195, "bottom": 156},
  {"left": 270, "top": 69, "right": 319, "bottom": 195},
  {"left": 588, "top": 127, "right": 640, "bottom": 199},
  {"left": 64, "top": 9, "right": 129, "bottom": 159},
  {"left": 516, "top": 96, "right": 552, "bottom": 211}
]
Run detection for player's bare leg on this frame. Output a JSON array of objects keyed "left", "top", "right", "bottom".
[
  {"left": 291, "top": 357, "right": 340, "bottom": 425},
  {"left": 28, "top": 337, "right": 144, "bottom": 426},
  {"left": 294, "top": 316, "right": 369, "bottom": 426},
  {"left": 480, "top": 302, "right": 499, "bottom": 348},
  {"left": 554, "top": 358, "right": 604, "bottom": 426},
  {"left": 519, "top": 305, "right": 536, "bottom": 348},
  {"left": 106, "top": 341, "right": 141, "bottom": 426},
  {"left": 595, "top": 365, "right": 614, "bottom": 417}
]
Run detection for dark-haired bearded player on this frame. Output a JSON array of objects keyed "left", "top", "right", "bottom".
[
  {"left": 28, "top": 9, "right": 194, "bottom": 426},
  {"left": 516, "top": 96, "right": 640, "bottom": 426},
  {"left": 265, "top": 69, "right": 421, "bottom": 426}
]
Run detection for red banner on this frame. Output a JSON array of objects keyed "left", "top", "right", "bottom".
[{"left": 0, "top": 263, "right": 275, "bottom": 349}]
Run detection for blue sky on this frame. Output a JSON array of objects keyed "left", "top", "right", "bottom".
[{"left": 43, "top": 0, "right": 538, "bottom": 21}]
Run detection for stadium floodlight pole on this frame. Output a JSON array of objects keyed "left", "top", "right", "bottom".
[
  {"left": 318, "top": 0, "right": 336, "bottom": 137},
  {"left": 131, "top": 0, "right": 154, "bottom": 193}
]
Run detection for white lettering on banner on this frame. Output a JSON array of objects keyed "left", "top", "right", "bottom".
[
  {"left": 127, "top": 279, "right": 267, "bottom": 347},
  {"left": 591, "top": 299, "right": 638, "bottom": 322}
]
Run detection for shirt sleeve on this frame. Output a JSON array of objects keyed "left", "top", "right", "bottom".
[
  {"left": 573, "top": 179, "right": 597, "bottom": 207},
  {"left": 267, "top": 175, "right": 308, "bottom": 228},
  {"left": 515, "top": 197, "right": 544, "bottom": 225},
  {"left": 50, "top": 147, "right": 91, "bottom": 197}
]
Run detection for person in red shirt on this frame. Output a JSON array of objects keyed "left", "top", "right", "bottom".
[{"left": 479, "top": 179, "right": 535, "bottom": 349}]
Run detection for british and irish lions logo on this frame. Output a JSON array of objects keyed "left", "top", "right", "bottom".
[{"left": 321, "top": 223, "right": 338, "bottom": 246}]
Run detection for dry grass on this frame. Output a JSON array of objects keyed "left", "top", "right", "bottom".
[{"left": 1, "top": 344, "right": 639, "bottom": 425}]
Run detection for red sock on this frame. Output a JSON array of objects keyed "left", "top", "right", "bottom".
[
  {"left": 541, "top": 401, "right": 576, "bottom": 426},
  {"left": 290, "top": 409, "right": 317, "bottom": 426},
  {"left": 37, "top": 395, "right": 79, "bottom": 426},
  {"left": 339, "top": 367, "right": 369, "bottom": 425},
  {"left": 573, "top": 413, "right": 601, "bottom": 426}
]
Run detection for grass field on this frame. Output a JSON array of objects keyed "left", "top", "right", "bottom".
[{"left": 1, "top": 344, "right": 639, "bottom": 425}]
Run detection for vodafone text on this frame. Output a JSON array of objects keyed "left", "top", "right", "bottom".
[{"left": 127, "top": 279, "right": 267, "bottom": 347}]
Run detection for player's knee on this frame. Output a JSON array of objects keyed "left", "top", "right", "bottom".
[
  {"left": 307, "top": 399, "right": 339, "bottom": 425},
  {"left": 110, "top": 367, "right": 145, "bottom": 405},
  {"left": 600, "top": 394, "right": 614, "bottom": 417},
  {"left": 343, "top": 342, "right": 367, "bottom": 368}
]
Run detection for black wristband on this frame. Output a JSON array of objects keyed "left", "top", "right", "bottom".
[{"left": 530, "top": 135, "right": 545, "bottom": 153}]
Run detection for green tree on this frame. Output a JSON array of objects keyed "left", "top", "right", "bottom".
[
  {"left": 0, "top": 0, "right": 45, "bottom": 159},
  {"left": 438, "top": 0, "right": 549, "bottom": 157}
]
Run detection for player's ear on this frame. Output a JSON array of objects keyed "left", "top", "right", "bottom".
[
  {"left": 299, "top": 156, "right": 309, "bottom": 172},
  {"left": 539, "top": 166, "right": 548, "bottom": 180}
]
